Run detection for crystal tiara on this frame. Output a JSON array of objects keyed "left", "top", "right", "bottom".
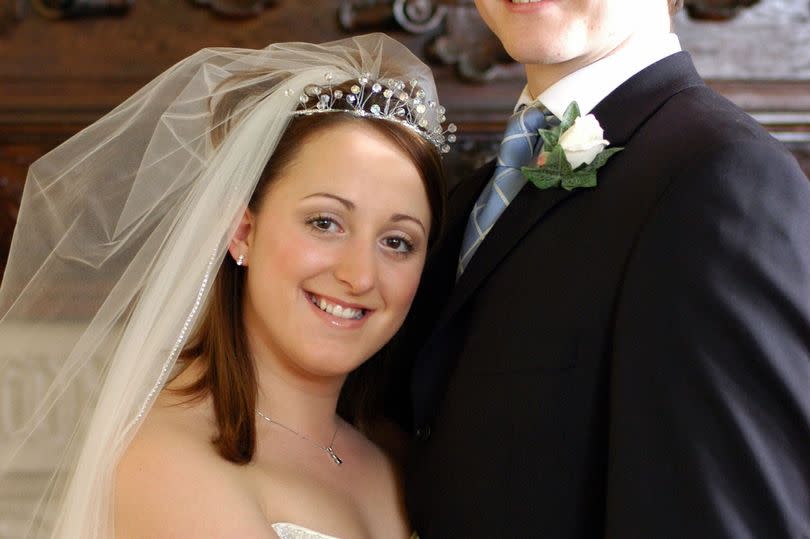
[{"left": 288, "top": 72, "right": 457, "bottom": 154}]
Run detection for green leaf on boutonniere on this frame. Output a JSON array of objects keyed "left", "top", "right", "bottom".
[
  {"left": 561, "top": 170, "right": 598, "bottom": 191},
  {"left": 581, "top": 146, "right": 624, "bottom": 171},
  {"left": 538, "top": 128, "right": 559, "bottom": 150},
  {"left": 520, "top": 166, "right": 562, "bottom": 190},
  {"left": 544, "top": 145, "right": 572, "bottom": 176},
  {"left": 559, "top": 101, "right": 580, "bottom": 132}
]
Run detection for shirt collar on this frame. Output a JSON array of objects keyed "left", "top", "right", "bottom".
[{"left": 515, "top": 32, "right": 682, "bottom": 117}]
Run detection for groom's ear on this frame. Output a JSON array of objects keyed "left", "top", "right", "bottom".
[{"left": 227, "top": 208, "right": 255, "bottom": 265}]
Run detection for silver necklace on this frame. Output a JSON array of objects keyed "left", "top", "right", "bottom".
[{"left": 256, "top": 410, "right": 343, "bottom": 465}]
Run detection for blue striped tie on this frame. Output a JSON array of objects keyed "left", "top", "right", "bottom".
[{"left": 458, "top": 104, "right": 550, "bottom": 276}]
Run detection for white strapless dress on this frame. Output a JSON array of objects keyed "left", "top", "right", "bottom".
[
  {"left": 272, "top": 522, "right": 341, "bottom": 539},
  {"left": 272, "top": 521, "right": 419, "bottom": 539}
]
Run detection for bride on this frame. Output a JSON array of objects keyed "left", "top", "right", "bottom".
[{"left": 0, "top": 34, "right": 451, "bottom": 538}]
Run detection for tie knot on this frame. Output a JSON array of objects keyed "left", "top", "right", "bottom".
[
  {"left": 507, "top": 104, "right": 548, "bottom": 134},
  {"left": 498, "top": 104, "right": 550, "bottom": 168}
]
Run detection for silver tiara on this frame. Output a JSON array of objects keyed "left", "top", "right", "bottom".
[{"left": 287, "top": 72, "right": 457, "bottom": 154}]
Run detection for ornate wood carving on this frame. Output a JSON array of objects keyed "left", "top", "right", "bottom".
[
  {"left": 340, "top": 0, "right": 520, "bottom": 82},
  {"left": 425, "top": 4, "right": 522, "bottom": 82},
  {"left": 30, "top": 0, "right": 134, "bottom": 19},
  {"left": 339, "top": 0, "right": 448, "bottom": 33},
  {"left": 192, "top": 0, "right": 277, "bottom": 18}
]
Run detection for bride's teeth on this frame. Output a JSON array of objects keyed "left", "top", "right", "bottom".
[
  {"left": 310, "top": 293, "right": 365, "bottom": 320},
  {"left": 511, "top": 0, "right": 543, "bottom": 3}
]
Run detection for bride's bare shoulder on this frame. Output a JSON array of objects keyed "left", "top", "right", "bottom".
[{"left": 115, "top": 388, "right": 268, "bottom": 538}]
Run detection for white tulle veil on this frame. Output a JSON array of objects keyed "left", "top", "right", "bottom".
[{"left": 0, "top": 33, "right": 440, "bottom": 538}]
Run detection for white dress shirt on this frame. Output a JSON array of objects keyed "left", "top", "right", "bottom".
[{"left": 516, "top": 33, "right": 682, "bottom": 117}]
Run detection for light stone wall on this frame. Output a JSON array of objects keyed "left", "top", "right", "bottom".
[{"left": 0, "top": 324, "right": 99, "bottom": 538}]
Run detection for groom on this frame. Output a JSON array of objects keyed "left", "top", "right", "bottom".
[{"left": 398, "top": 0, "right": 810, "bottom": 536}]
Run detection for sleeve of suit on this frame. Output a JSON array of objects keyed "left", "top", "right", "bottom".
[{"left": 607, "top": 138, "right": 810, "bottom": 538}]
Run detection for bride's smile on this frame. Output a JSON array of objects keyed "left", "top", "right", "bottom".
[{"left": 305, "top": 291, "right": 370, "bottom": 324}]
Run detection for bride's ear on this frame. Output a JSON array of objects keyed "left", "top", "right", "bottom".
[{"left": 228, "top": 208, "right": 255, "bottom": 267}]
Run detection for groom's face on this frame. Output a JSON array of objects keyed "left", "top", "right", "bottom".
[{"left": 475, "top": 0, "right": 668, "bottom": 73}]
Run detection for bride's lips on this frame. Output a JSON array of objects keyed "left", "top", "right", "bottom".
[{"left": 304, "top": 290, "right": 373, "bottom": 329}]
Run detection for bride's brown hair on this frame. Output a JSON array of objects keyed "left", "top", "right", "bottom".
[{"left": 174, "top": 73, "right": 446, "bottom": 464}]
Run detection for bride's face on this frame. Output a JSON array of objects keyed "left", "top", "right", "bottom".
[{"left": 236, "top": 122, "right": 431, "bottom": 381}]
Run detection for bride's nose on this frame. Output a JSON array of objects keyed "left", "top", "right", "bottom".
[{"left": 333, "top": 237, "right": 377, "bottom": 295}]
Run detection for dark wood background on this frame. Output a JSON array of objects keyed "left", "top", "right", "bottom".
[{"left": 1, "top": 0, "right": 809, "bottom": 280}]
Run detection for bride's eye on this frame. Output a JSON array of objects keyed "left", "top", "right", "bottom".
[
  {"left": 382, "top": 235, "right": 414, "bottom": 255},
  {"left": 307, "top": 215, "right": 342, "bottom": 234}
]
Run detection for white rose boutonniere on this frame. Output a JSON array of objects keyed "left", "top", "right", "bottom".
[
  {"left": 559, "top": 114, "right": 609, "bottom": 169},
  {"left": 522, "top": 101, "right": 623, "bottom": 191}
]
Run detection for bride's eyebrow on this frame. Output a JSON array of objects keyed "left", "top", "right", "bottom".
[
  {"left": 391, "top": 214, "right": 426, "bottom": 235},
  {"left": 301, "top": 192, "right": 355, "bottom": 210}
]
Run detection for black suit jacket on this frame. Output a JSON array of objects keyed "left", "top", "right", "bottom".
[{"left": 401, "top": 52, "right": 810, "bottom": 538}]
